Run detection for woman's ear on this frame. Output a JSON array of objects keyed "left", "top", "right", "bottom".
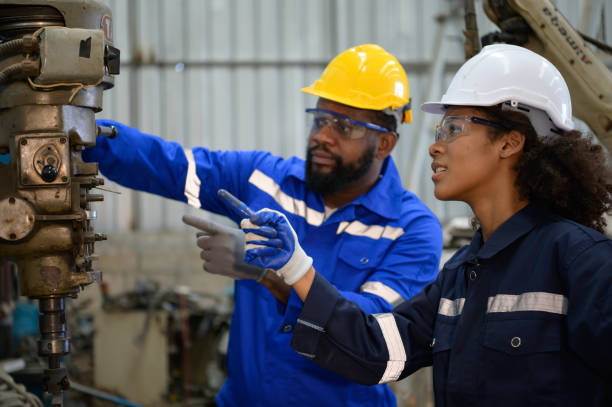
[
  {"left": 499, "top": 130, "right": 525, "bottom": 159},
  {"left": 376, "top": 132, "right": 397, "bottom": 159}
]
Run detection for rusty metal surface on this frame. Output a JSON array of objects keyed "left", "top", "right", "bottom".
[
  {"left": 0, "top": 0, "right": 113, "bottom": 36},
  {"left": 0, "top": 81, "right": 104, "bottom": 110},
  {"left": 0, "top": 1, "right": 118, "bottom": 403},
  {"left": 0, "top": 197, "right": 35, "bottom": 241}
]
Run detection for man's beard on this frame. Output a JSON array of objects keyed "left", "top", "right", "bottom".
[{"left": 305, "top": 142, "right": 376, "bottom": 195}]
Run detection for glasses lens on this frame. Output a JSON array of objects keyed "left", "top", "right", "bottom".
[
  {"left": 435, "top": 116, "right": 467, "bottom": 143},
  {"left": 308, "top": 111, "right": 366, "bottom": 139}
]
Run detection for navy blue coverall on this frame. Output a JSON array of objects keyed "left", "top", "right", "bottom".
[{"left": 291, "top": 204, "right": 612, "bottom": 406}]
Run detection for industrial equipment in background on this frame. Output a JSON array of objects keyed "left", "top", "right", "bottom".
[
  {"left": 0, "top": 1, "right": 119, "bottom": 405},
  {"left": 462, "top": 0, "right": 612, "bottom": 238},
  {"left": 478, "top": 0, "right": 612, "bottom": 153},
  {"left": 94, "top": 280, "right": 233, "bottom": 406}
]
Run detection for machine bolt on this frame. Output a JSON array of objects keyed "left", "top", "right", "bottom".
[
  {"left": 41, "top": 165, "right": 58, "bottom": 182},
  {"left": 22, "top": 34, "right": 38, "bottom": 52},
  {"left": 60, "top": 138, "right": 66, "bottom": 144},
  {"left": 20, "top": 139, "right": 27, "bottom": 145},
  {"left": 60, "top": 376, "right": 70, "bottom": 390},
  {"left": 8, "top": 197, "right": 15, "bottom": 204},
  {"left": 84, "top": 233, "right": 107, "bottom": 243}
]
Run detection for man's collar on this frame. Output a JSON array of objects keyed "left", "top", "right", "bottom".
[
  {"left": 445, "top": 204, "right": 550, "bottom": 268},
  {"left": 288, "top": 156, "right": 404, "bottom": 220},
  {"left": 288, "top": 158, "right": 307, "bottom": 181},
  {"left": 351, "top": 157, "right": 403, "bottom": 219}
]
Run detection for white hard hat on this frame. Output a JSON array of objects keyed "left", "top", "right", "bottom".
[{"left": 422, "top": 44, "right": 574, "bottom": 136}]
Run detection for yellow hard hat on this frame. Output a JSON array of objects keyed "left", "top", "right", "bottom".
[{"left": 302, "top": 44, "right": 412, "bottom": 124}]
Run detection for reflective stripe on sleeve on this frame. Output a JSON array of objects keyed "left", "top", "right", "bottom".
[
  {"left": 296, "top": 351, "right": 315, "bottom": 359},
  {"left": 438, "top": 297, "right": 465, "bottom": 317},
  {"left": 361, "top": 282, "right": 404, "bottom": 306},
  {"left": 296, "top": 318, "right": 325, "bottom": 332},
  {"left": 487, "top": 292, "right": 568, "bottom": 315},
  {"left": 373, "top": 313, "right": 406, "bottom": 383},
  {"left": 248, "top": 169, "right": 324, "bottom": 226},
  {"left": 184, "top": 149, "right": 202, "bottom": 208},
  {"left": 336, "top": 220, "right": 404, "bottom": 241}
]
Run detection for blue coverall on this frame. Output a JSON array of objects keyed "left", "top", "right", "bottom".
[
  {"left": 83, "top": 120, "right": 443, "bottom": 407},
  {"left": 292, "top": 204, "right": 612, "bottom": 406}
]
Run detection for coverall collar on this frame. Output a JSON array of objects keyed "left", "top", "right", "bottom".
[
  {"left": 446, "top": 204, "right": 551, "bottom": 268},
  {"left": 288, "top": 156, "right": 404, "bottom": 220},
  {"left": 352, "top": 157, "right": 404, "bottom": 220}
]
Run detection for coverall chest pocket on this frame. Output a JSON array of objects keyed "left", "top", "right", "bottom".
[
  {"left": 482, "top": 318, "right": 564, "bottom": 404},
  {"left": 336, "top": 239, "right": 387, "bottom": 278},
  {"left": 431, "top": 317, "right": 457, "bottom": 395},
  {"left": 431, "top": 317, "right": 457, "bottom": 353}
]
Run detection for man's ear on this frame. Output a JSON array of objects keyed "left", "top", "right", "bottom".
[
  {"left": 499, "top": 130, "right": 525, "bottom": 159},
  {"left": 376, "top": 132, "right": 397, "bottom": 159}
]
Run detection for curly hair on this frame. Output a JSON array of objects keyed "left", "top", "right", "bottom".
[{"left": 479, "top": 105, "right": 612, "bottom": 233}]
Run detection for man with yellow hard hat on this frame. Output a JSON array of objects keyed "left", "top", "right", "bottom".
[{"left": 84, "top": 44, "right": 442, "bottom": 407}]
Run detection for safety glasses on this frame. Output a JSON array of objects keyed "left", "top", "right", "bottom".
[
  {"left": 435, "top": 115, "right": 507, "bottom": 143},
  {"left": 305, "top": 108, "right": 392, "bottom": 140}
]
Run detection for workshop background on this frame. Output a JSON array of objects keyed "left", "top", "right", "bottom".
[
  {"left": 93, "top": 0, "right": 610, "bottom": 405},
  {"left": 92, "top": 0, "right": 612, "bottom": 285},
  {"left": 5, "top": 0, "right": 610, "bottom": 406}
]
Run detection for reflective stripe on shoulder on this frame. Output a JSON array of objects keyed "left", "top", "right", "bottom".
[
  {"left": 336, "top": 220, "right": 404, "bottom": 241},
  {"left": 248, "top": 169, "right": 324, "bottom": 226},
  {"left": 361, "top": 282, "right": 404, "bottom": 306},
  {"left": 438, "top": 297, "right": 465, "bottom": 317},
  {"left": 184, "top": 149, "right": 202, "bottom": 208},
  {"left": 373, "top": 313, "right": 406, "bottom": 384},
  {"left": 487, "top": 292, "right": 568, "bottom": 315}
]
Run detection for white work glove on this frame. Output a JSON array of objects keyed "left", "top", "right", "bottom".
[
  {"left": 182, "top": 215, "right": 268, "bottom": 281},
  {"left": 240, "top": 209, "right": 313, "bottom": 285}
]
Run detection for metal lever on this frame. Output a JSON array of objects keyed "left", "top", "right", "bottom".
[{"left": 97, "top": 125, "right": 117, "bottom": 139}]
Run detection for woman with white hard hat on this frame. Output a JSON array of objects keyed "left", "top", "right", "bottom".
[{"left": 237, "top": 44, "right": 612, "bottom": 406}]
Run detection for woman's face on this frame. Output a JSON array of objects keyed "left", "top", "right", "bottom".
[{"left": 428, "top": 106, "right": 504, "bottom": 203}]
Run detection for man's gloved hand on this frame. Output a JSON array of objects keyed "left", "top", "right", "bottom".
[
  {"left": 241, "top": 209, "right": 313, "bottom": 286},
  {"left": 182, "top": 215, "right": 268, "bottom": 281}
]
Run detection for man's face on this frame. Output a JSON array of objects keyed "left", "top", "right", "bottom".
[{"left": 305, "top": 99, "right": 379, "bottom": 195}]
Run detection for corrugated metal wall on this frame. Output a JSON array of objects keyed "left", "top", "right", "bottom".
[{"left": 93, "top": 0, "right": 611, "bottom": 232}]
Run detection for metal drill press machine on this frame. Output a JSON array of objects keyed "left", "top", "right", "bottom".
[{"left": 0, "top": 1, "right": 119, "bottom": 404}]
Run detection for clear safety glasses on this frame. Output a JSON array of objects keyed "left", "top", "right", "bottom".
[
  {"left": 434, "top": 115, "right": 507, "bottom": 143},
  {"left": 305, "top": 108, "right": 392, "bottom": 140}
]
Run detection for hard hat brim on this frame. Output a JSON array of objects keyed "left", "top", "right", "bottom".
[
  {"left": 302, "top": 85, "right": 401, "bottom": 112},
  {"left": 300, "top": 85, "right": 370, "bottom": 110},
  {"left": 303, "top": 86, "right": 413, "bottom": 124},
  {"left": 421, "top": 100, "right": 501, "bottom": 115},
  {"left": 420, "top": 102, "right": 447, "bottom": 115}
]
